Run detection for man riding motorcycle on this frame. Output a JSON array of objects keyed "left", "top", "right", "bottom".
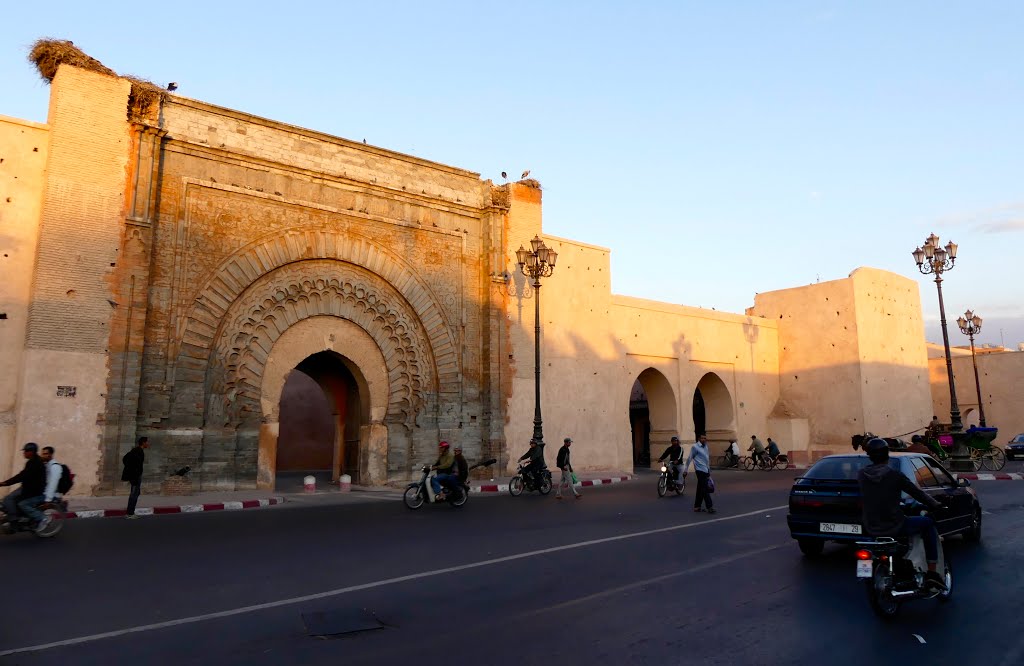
[
  {"left": 657, "top": 436, "right": 685, "bottom": 485},
  {"left": 518, "top": 439, "right": 546, "bottom": 487},
  {"left": 857, "top": 437, "right": 945, "bottom": 590},
  {"left": 1, "top": 443, "right": 47, "bottom": 532},
  {"left": 431, "top": 441, "right": 459, "bottom": 500}
]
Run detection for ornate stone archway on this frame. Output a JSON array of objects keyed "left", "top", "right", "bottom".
[{"left": 168, "top": 228, "right": 461, "bottom": 489}]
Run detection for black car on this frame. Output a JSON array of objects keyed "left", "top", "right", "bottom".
[
  {"left": 1006, "top": 433, "right": 1024, "bottom": 461},
  {"left": 787, "top": 452, "right": 982, "bottom": 556}
]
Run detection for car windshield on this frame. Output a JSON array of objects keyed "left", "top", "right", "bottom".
[
  {"left": 1012, "top": 434, "right": 1024, "bottom": 444},
  {"left": 802, "top": 456, "right": 899, "bottom": 481}
]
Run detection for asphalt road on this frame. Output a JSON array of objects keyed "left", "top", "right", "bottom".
[{"left": 2, "top": 470, "right": 1022, "bottom": 666}]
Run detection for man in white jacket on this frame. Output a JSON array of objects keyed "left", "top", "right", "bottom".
[{"left": 36, "top": 446, "right": 63, "bottom": 532}]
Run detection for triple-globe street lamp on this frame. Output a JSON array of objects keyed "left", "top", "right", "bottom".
[
  {"left": 956, "top": 309, "right": 986, "bottom": 427},
  {"left": 913, "top": 233, "right": 971, "bottom": 470},
  {"left": 516, "top": 235, "right": 558, "bottom": 447}
]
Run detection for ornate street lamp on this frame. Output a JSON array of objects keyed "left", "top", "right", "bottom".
[
  {"left": 516, "top": 235, "right": 558, "bottom": 447},
  {"left": 913, "top": 233, "right": 970, "bottom": 469},
  {"left": 956, "top": 309, "right": 986, "bottom": 427}
]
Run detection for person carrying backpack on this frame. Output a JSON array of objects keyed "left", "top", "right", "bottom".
[{"left": 32, "top": 446, "right": 71, "bottom": 533}]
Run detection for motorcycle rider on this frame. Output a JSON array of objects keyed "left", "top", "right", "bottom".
[
  {"left": 857, "top": 437, "right": 945, "bottom": 590},
  {"left": 657, "top": 436, "right": 685, "bottom": 486},
  {"left": 23, "top": 445, "right": 63, "bottom": 533},
  {"left": 518, "top": 439, "right": 546, "bottom": 487},
  {"left": 430, "top": 441, "right": 458, "bottom": 500},
  {"left": 0, "top": 443, "right": 47, "bottom": 531},
  {"left": 453, "top": 445, "right": 470, "bottom": 490}
]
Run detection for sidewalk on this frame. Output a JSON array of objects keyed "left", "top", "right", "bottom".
[
  {"left": 58, "top": 470, "right": 635, "bottom": 520},
  {"left": 468, "top": 471, "right": 632, "bottom": 493}
]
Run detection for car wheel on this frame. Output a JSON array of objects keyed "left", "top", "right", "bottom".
[
  {"left": 798, "top": 538, "right": 824, "bottom": 557},
  {"left": 964, "top": 504, "right": 982, "bottom": 543}
]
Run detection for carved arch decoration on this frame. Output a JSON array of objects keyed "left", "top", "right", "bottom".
[
  {"left": 198, "top": 260, "right": 435, "bottom": 429},
  {"left": 173, "top": 228, "right": 461, "bottom": 422}
]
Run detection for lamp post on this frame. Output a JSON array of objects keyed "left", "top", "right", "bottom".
[
  {"left": 516, "top": 235, "right": 558, "bottom": 447},
  {"left": 956, "top": 310, "right": 986, "bottom": 427},
  {"left": 913, "top": 233, "right": 971, "bottom": 470}
]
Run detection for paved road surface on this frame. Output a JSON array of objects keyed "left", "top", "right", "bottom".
[{"left": 2, "top": 470, "right": 1021, "bottom": 665}]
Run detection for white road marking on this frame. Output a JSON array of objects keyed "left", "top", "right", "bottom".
[
  {"left": 0, "top": 504, "right": 788, "bottom": 657},
  {"left": 913, "top": 634, "right": 926, "bottom": 644},
  {"left": 539, "top": 544, "right": 782, "bottom": 615}
]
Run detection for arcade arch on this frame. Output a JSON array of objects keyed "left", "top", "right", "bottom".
[
  {"left": 693, "top": 372, "right": 736, "bottom": 453},
  {"left": 629, "top": 368, "right": 678, "bottom": 469}
]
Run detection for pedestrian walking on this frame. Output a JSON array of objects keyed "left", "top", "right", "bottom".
[
  {"left": 683, "top": 434, "right": 715, "bottom": 514},
  {"left": 122, "top": 436, "right": 148, "bottom": 518},
  {"left": 555, "top": 437, "right": 581, "bottom": 499}
]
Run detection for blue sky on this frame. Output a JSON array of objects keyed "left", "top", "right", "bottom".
[{"left": 2, "top": 1, "right": 1021, "bottom": 348}]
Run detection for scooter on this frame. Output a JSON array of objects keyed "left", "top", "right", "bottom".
[
  {"left": 1, "top": 499, "right": 67, "bottom": 538},
  {"left": 403, "top": 458, "right": 496, "bottom": 510},
  {"left": 854, "top": 512, "right": 952, "bottom": 619},
  {"left": 657, "top": 462, "right": 685, "bottom": 497},
  {"left": 508, "top": 461, "right": 552, "bottom": 496}
]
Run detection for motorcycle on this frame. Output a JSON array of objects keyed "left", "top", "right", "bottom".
[
  {"left": 509, "top": 461, "right": 552, "bottom": 496},
  {"left": 1, "top": 499, "right": 67, "bottom": 538},
  {"left": 403, "top": 458, "right": 496, "bottom": 510},
  {"left": 854, "top": 511, "right": 953, "bottom": 619},
  {"left": 657, "top": 462, "right": 685, "bottom": 497}
]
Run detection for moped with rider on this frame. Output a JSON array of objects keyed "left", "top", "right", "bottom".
[
  {"left": 403, "top": 458, "right": 496, "bottom": 510},
  {"left": 509, "top": 460, "right": 552, "bottom": 496},
  {"left": 657, "top": 462, "right": 685, "bottom": 497},
  {"left": 854, "top": 505, "right": 953, "bottom": 619}
]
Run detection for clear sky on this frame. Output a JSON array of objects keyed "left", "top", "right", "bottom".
[{"left": 2, "top": 1, "right": 1020, "bottom": 348}]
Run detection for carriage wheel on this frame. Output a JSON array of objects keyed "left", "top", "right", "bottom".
[
  {"left": 969, "top": 449, "right": 983, "bottom": 472},
  {"left": 982, "top": 446, "right": 1006, "bottom": 472}
]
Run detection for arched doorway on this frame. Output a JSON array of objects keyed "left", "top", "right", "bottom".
[
  {"left": 629, "top": 368, "right": 678, "bottom": 470},
  {"left": 276, "top": 351, "right": 366, "bottom": 489},
  {"left": 693, "top": 372, "right": 736, "bottom": 456}
]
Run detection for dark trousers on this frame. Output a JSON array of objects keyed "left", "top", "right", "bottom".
[
  {"left": 694, "top": 471, "right": 714, "bottom": 510},
  {"left": 900, "top": 515, "right": 939, "bottom": 562},
  {"left": 2, "top": 488, "right": 23, "bottom": 519},
  {"left": 127, "top": 482, "right": 141, "bottom": 515}
]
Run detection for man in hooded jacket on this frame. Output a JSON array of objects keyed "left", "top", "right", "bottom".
[{"left": 857, "top": 438, "right": 945, "bottom": 589}]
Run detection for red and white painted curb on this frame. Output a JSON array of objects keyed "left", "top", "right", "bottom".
[
  {"left": 955, "top": 473, "right": 1024, "bottom": 481},
  {"left": 471, "top": 475, "right": 632, "bottom": 493},
  {"left": 62, "top": 497, "right": 285, "bottom": 520}
]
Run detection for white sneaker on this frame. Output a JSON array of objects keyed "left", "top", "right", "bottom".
[{"left": 35, "top": 516, "right": 52, "bottom": 533}]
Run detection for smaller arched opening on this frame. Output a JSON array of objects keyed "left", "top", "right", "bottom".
[
  {"left": 629, "top": 368, "right": 678, "bottom": 470},
  {"left": 693, "top": 372, "right": 736, "bottom": 457}
]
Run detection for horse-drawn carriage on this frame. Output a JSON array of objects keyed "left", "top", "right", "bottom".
[{"left": 852, "top": 425, "right": 1004, "bottom": 472}]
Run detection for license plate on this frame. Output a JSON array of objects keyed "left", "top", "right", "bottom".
[
  {"left": 856, "top": 560, "right": 873, "bottom": 578},
  {"left": 820, "top": 522, "right": 862, "bottom": 535}
]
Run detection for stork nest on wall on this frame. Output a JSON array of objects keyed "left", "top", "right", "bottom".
[
  {"left": 28, "top": 38, "right": 168, "bottom": 121},
  {"left": 518, "top": 178, "right": 542, "bottom": 189}
]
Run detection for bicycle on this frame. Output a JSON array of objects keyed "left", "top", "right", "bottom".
[
  {"left": 743, "top": 454, "right": 772, "bottom": 471},
  {"left": 715, "top": 454, "right": 740, "bottom": 469}
]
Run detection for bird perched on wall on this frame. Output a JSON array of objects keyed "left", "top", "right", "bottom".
[
  {"left": 521, "top": 170, "right": 530, "bottom": 179},
  {"left": 166, "top": 82, "right": 178, "bottom": 92}
]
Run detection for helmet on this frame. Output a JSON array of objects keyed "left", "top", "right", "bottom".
[
  {"left": 670, "top": 436, "right": 680, "bottom": 443},
  {"left": 865, "top": 437, "right": 889, "bottom": 463},
  {"left": 439, "top": 441, "right": 450, "bottom": 449},
  {"left": 22, "top": 442, "right": 38, "bottom": 453}
]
